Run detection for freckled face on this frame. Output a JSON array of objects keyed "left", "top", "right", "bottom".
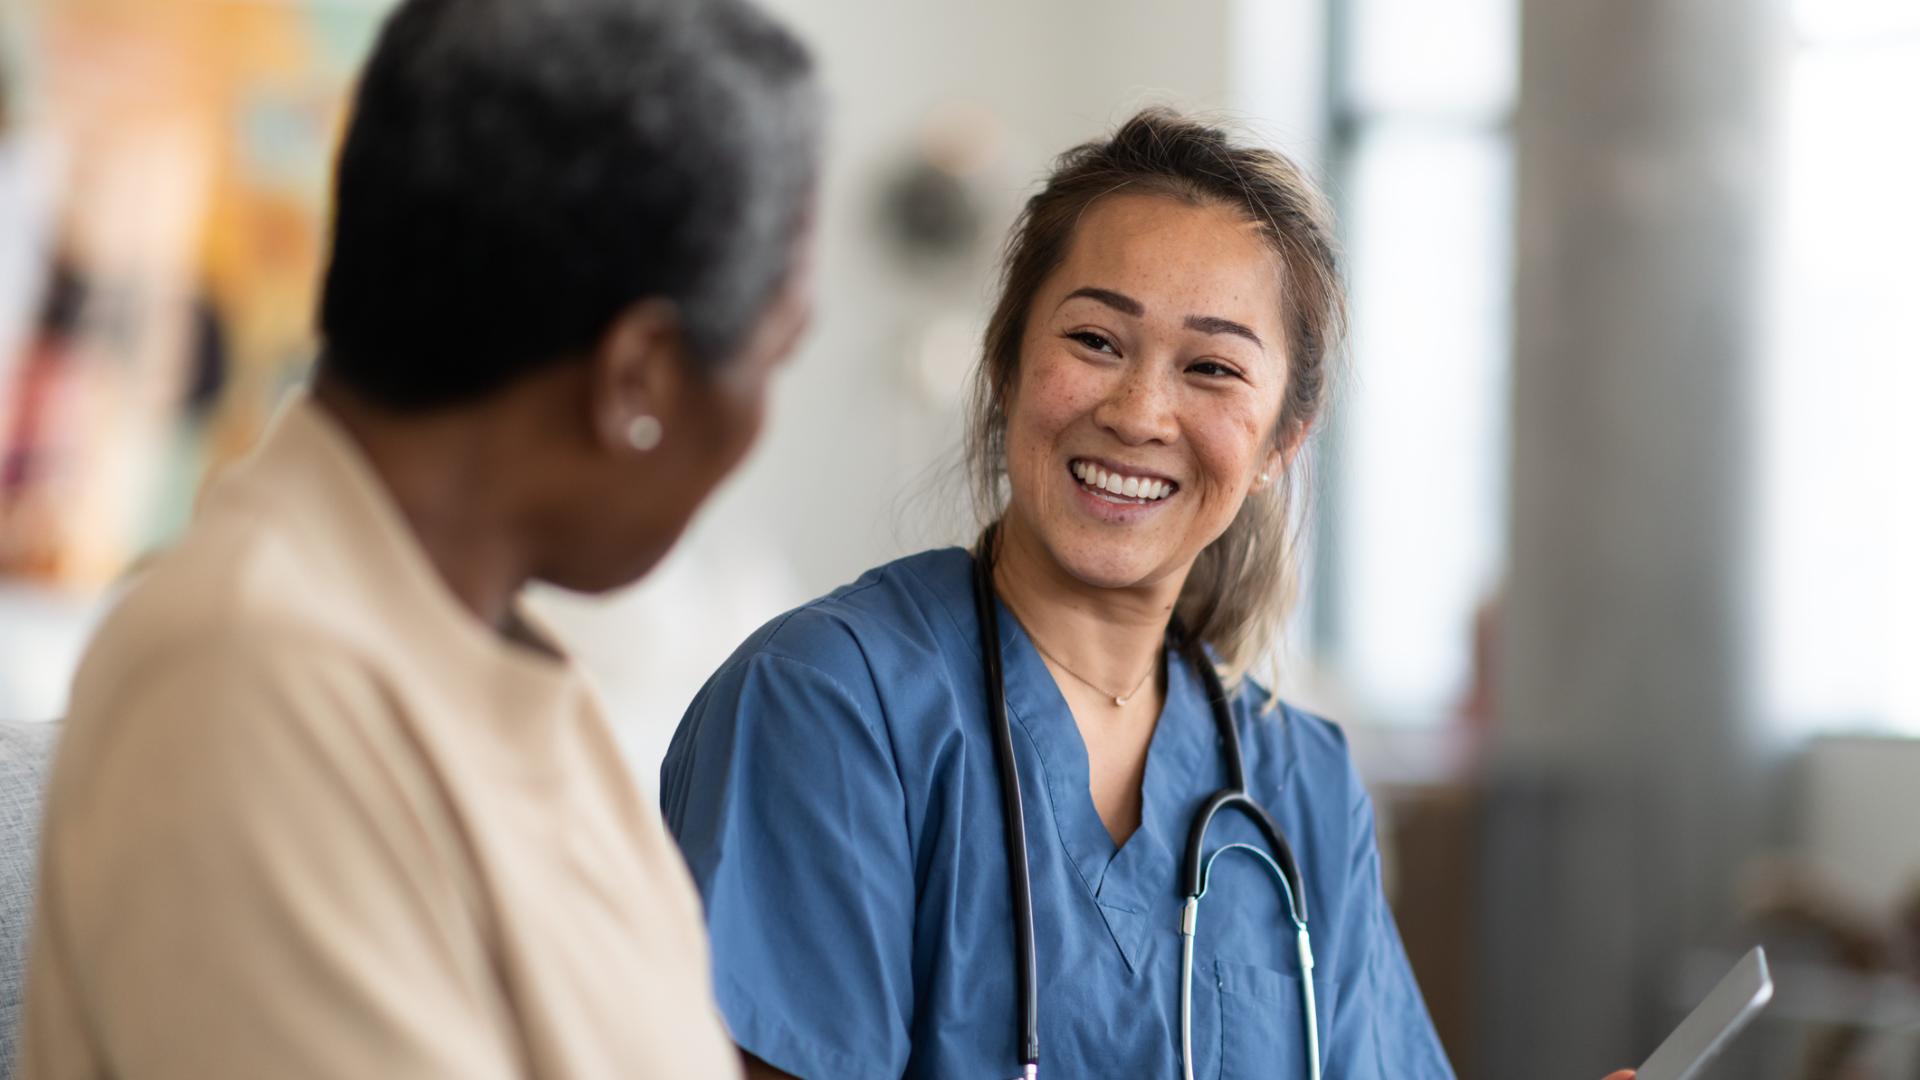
[{"left": 1001, "top": 193, "right": 1291, "bottom": 590}]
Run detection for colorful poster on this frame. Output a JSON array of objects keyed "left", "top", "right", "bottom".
[{"left": 0, "top": 0, "right": 384, "bottom": 586}]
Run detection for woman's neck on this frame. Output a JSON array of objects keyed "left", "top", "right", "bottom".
[
  {"left": 313, "top": 376, "right": 536, "bottom": 633},
  {"left": 989, "top": 511, "right": 1187, "bottom": 700}
]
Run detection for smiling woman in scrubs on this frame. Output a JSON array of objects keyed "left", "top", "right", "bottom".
[{"left": 663, "top": 110, "right": 1632, "bottom": 1080}]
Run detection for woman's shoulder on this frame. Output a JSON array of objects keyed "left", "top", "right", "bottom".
[
  {"left": 712, "top": 546, "right": 978, "bottom": 695},
  {"left": 1229, "top": 678, "right": 1367, "bottom": 800}
]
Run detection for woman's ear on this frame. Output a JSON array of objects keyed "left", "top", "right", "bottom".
[
  {"left": 587, "top": 298, "right": 686, "bottom": 454},
  {"left": 1257, "top": 448, "right": 1284, "bottom": 490},
  {"left": 1280, "top": 414, "right": 1312, "bottom": 465},
  {"left": 1259, "top": 418, "right": 1308, "bottom": 489}
]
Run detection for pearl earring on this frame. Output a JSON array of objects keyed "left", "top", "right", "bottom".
[
  {"left": 626, "top": 415, "right": 663, "bottom": 452},
  {"left": 1257, "top": 471, "right": 1272, "bottom": 486}
]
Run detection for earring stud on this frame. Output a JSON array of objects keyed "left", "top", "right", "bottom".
[{"left": 626, "top": 415, "right": 663, "bottom": 452}]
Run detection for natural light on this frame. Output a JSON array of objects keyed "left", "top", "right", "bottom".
[{"left": 1760, "top": 3, "right": 1920, "bottom": 736}]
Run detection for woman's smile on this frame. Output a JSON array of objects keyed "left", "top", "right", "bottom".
[{"left": 1067, "top": 456, "right": 1180, "bottom": 512}]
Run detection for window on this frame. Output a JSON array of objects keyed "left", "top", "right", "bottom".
[
  {"left": 1759, "top": 1, "right": 1920, "bottom": 736},
  {"left": 1316, "top": 0, "right": 1518, "bottom": 724}
]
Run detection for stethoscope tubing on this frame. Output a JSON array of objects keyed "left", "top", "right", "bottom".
[
  {"left": 973, "top": 531, "right": 1042, "bottom": 1076},
  {"left": 972, "top": 526, "right": 1316, "bottom": 1080},
  {"left": 1180, "top": 844, "right": 1322, "bottom": 1080}
]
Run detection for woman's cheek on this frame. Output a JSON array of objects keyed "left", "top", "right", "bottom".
[
  {"left": 1190, "top": 412, "right": 1259, "bottom": 487},
  {"left": 1026, "top": 356, "right": 1098, "bottom": 424}
]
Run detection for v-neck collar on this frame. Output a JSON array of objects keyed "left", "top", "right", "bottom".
[
  {"left": 918, "top": 545, "right": 1271, "bottom": 972},
  {"left": 991, "top": 595, "right": 1214, "bottom": 970}
]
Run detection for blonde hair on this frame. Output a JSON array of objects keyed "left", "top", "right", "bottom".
[{"left": 964, "top": 108, "right": 1346, "bottom": 686}]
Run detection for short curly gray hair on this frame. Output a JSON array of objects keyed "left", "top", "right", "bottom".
[{"left": 320, "top": 0, "right": 822, "bottom": 409}]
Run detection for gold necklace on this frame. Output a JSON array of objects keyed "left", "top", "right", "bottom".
[{"left": 1025, "top": 632, "right": 1158, "bottom": 707}]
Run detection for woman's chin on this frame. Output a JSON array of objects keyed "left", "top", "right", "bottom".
[
  {"left": 1044, "top": 534, "right": 1174, "bottom": 594},
  {"left": 1005, "top": 498, "right": 1188, "bottom": 594}
]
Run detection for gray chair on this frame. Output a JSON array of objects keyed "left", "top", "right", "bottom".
[{"left": 0, "top": 720, "right": 57, "bottom": 1080}]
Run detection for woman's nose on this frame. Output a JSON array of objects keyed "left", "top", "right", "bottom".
[{"left": 1092, "top": 363, "right": 1179, "bottom": 446}]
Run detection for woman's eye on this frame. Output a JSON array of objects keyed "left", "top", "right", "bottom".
[
  {"left": 1067, "top": 331, "right": 1116, "bottom": 354},
  {"left": 1188, "top": 360, "right": 1242, "bottom": 379}
]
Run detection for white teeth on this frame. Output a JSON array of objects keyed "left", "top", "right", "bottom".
[{"left": 1072, "top": 460, "right": 1173, "bottom": 502}]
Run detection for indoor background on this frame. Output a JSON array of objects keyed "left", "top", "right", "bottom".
[{"left": 0, "top": 0, "right": 1914, "bottom": 1076}]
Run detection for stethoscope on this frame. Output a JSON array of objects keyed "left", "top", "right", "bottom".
[{"left": 971, "top": 526, "right": 1321, "bottom": 1080}]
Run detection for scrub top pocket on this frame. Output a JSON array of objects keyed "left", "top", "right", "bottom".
[{"left": 1215, "top": 957, "right": 1334, "bottom": 1080}]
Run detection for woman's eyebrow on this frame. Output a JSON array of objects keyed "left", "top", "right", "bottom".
[
  {"left": 1060, "top": 286, "right": 1144, "bottom": 316},
  {"left": 1184, "top": 314, "right": 1263, "bottom": 348},
  {"left": 1061, "top": 286, "right": 1264, "bottom": 349}
]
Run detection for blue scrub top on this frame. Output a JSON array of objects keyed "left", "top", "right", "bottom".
[{"left": 662, "top": 549, "right": 1453, "bottom": 1080}]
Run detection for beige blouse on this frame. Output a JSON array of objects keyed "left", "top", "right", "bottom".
[{"left": 20, "top": 397, "right": 741, "bottom": 1079}]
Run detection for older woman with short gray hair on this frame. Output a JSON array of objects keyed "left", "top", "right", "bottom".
[{"left": 18, "top": 0, "right": 819, "bottom": 1076}]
